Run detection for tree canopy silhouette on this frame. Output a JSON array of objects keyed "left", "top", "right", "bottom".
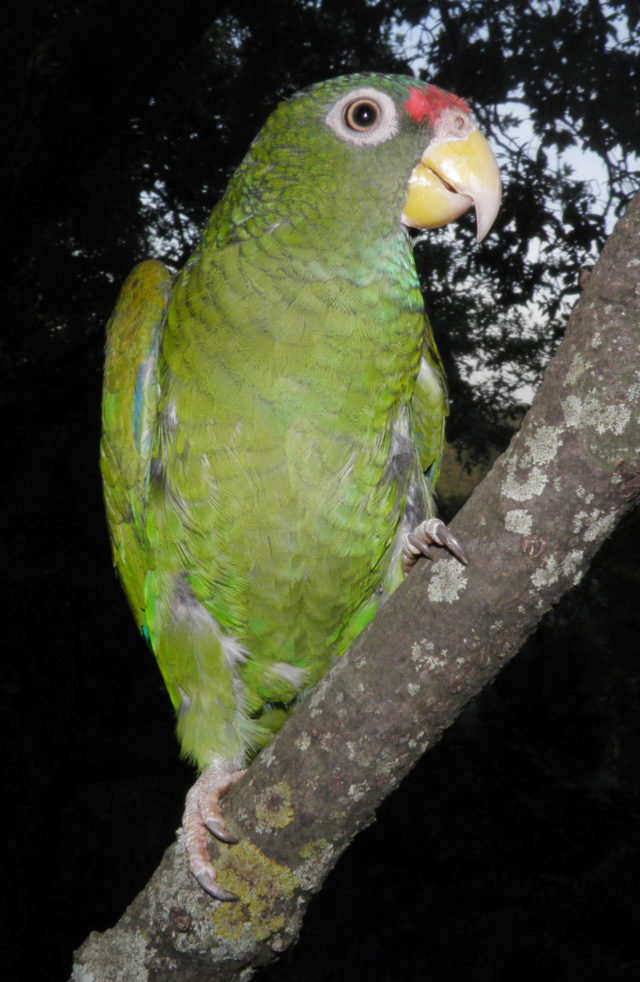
[{"left": 2, "top": 2, "right": 640, "bottom": 980}]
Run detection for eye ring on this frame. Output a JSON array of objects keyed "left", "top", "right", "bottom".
[
  {"left": 325, "top": 87, "right": 398, "bottom": 146},
  {"left": 344, "top": 99, "right": 381, "bottom": 132}
]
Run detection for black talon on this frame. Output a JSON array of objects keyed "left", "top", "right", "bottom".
[
  {"left": 403, "top": 518, "right": 469, "bottom": 573},
  {"left": 204, "top": 820, "right": 239, "bottom": 844},
  {"left": 195, "top": 871, "right": 240, "bottom": 902},
  {"left": 407, "top": 532, "right": 433, "bottom": 560},
  {"left": 435, "top": 525, "right": 469, "bottom": 565}
]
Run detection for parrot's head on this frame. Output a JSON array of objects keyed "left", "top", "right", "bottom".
[{"left": 231, "top": 73, "right": 501, "bottom": 245}]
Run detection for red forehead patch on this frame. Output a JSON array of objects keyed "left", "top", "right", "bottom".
[{"left": 403, "top": 84, "right": 469, "bottom": 124}]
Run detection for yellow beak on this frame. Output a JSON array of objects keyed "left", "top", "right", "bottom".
[{"left": 402, "top": 127, "right": 502, "bottom": 242}]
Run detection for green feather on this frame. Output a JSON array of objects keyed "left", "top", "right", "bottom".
[
  {"left": 101, "top": 74, "right": 447, "bottom": 770},
  {"left": 101, "top": 260, "right": 172, "bottom": 629}
]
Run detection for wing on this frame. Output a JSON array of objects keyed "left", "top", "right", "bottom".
[
  {"left": 380, "top": 316, "right": 448, "bottom": 598},
  {"left": 100, "top": 260, "right": 173, "bottom": 631},
  {"left": 410, "top": 315, "right": 448, "bottom": 490}
]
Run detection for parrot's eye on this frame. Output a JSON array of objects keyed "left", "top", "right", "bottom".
[
  {"left": 344, "top": 99, "right": 381, "bottom": 132},
  {"left": 325, "top": 87, "right": 399, "bottom": 147}
]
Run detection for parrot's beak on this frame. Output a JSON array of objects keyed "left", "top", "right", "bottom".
[{"left": 402, "top": 127, "right": 502, "bottom": 242}]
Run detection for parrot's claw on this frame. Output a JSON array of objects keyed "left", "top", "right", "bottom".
[
  {"left": 403, "top": 518, "right": 469, "bottom": 573},
  {"left": 182, "top": 764, "right": 246, "bottom": 901},
  {"left": 204, "top": 817, "right": 239, "bottom": 844}
]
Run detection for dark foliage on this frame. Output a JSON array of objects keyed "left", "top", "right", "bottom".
[{"left": 2, "top": 1, "right": 640, "bottom": 978}]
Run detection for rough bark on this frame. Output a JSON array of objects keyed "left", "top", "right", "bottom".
[{"left": 71, "top": 191, "right": 640, "bottom": 982}]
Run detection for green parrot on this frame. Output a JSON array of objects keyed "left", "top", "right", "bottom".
[{"left": 100, "top": 73, "right": 501, "bottom": 900}]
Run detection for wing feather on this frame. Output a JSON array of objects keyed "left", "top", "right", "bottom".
[
  {"left": 100, "top": 260, "right": 173, "bottom": 629},
  {"left": 411, "top": 316, "right": 448, "bottom": 487}
]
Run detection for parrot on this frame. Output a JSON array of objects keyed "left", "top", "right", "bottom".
[{"left": 100, "top": 73, "right": 501, "bottom": 901}]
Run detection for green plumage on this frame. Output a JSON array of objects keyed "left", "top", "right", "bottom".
[{"left": 101, "top": 74, "right": 448, "bottom": 774}]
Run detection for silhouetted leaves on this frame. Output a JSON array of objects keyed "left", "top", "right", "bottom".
[{"left": 3, "top": 3, "right": 640, "bottom": 979}]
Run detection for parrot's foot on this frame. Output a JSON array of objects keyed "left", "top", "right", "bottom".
[
  {"left": 403, "top": 518, "right": 469, "bottom": 574},
  {"left": 183, "top": 763, "right": 246, "bottom": 901}
]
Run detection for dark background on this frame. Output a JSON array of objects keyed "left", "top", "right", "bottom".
[{"left": 3, "top": 2, "right": 640, "bottom": 979}]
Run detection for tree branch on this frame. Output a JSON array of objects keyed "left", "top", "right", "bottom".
[{"left": 71, "top": 191, "right": 640, "bottom": 982}]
